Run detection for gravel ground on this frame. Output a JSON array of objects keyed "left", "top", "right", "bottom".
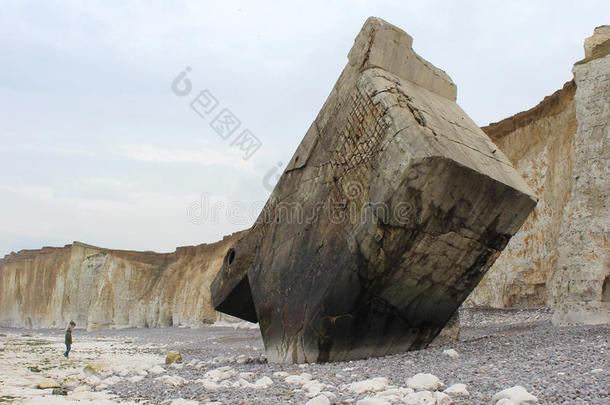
[{"left": 2, "top": 308, "right": 608, "bottom": 404}]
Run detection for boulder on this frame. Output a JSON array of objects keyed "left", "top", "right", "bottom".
[
  {"left": 165, "top": 351, "right": 183, "bottom": 364},
  {"left": 211, "top": 16, "right": 536, "bottom": 363}
]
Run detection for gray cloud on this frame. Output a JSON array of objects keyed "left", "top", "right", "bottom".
[{"left": 0, "top": 0, "right": 607, "bottom": 255}]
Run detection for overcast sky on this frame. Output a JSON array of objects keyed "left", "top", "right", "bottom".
[{"left": 0, "top": 0, "right": 607, "bottom": 256}]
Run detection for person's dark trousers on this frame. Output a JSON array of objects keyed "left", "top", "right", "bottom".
[{"left": 64, "top": 344, "right": 71, "bottom": 357}]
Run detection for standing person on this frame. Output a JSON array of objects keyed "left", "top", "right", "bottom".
[{"left": 64, "top": 321, "right": 76, "bottom": 358}]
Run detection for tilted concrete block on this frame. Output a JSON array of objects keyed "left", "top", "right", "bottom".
[{"left": 211, "top": 17, "right": 537, "bottom": 363}]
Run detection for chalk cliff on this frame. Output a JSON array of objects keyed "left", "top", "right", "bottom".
[
  {"left": 466, "top": 81, "right": 577, "bottom": 308},
  {"left": 468, "top": 26, "right": 609, "bottom": 325},
  {"left": 0, "top": 233, "right": 242, "bottom": 329}
]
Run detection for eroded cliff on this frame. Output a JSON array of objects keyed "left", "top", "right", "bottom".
[
  {"left": 468, "top": 27, "right": 609, "bottom": 325},
  {"left": 467, "top": 81, "right": 577, "bottom": 308},
  {"left": 0, "top": 233, "right": 243, "bottom": 329}
]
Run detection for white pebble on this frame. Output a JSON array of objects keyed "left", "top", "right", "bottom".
[
  {"left": 404, "top": 390, "right": 436, "bottom": 405},
  {"left": 492, "top": 386, "right": 538, "bottom": 404},
  {"left": 238, "top": 372, "right": 255, "bottom": 380},
  {"left": 285, "top": 373, "right": 313, "bottom": 385},
  {"left": 320, "top": 391, "right": 336, "bottom": 399},
  {"left": 194, "top": 378, "right": 222, "bottom": 390},
  {"left": 156, "top": 375, "right": 186, "bottom": 386},
  {"left": 444, "top": 383, "right": 469, "bottom": 396},
  {"left": 303, "top": 380, "right": 326, "bottom": 397},
  {"left": 442, "top": 349, "right": 459, "bottom": 358},
  {"left": 305, "top": 395, "right": 330, "bottom": 405},
  {"left": 231, "top": 378, "right": 252, "bottom": 388},
  {"left": 373, "top": 387, "right": 414, "bottom": 402},
  {"left": 346, "top": 377, "right": 388, "bottom": 394},
  {"left": 204, "top": 366, "right": 236, "bottom": 382},
  {"left": 434, "top": 391, "right": 453, "bottom": 405},
  {"left": 407, "top": 373, "right": 443, "bottom": 391},
  {"left": 231, "top": 376, "right": 273, "bottom": 389},
  {"left": 252, "top": 376, "right": 274, "bottom": 389}
]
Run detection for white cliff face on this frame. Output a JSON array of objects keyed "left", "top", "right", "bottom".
[
  {"left": 551, "top": 51, "right": 610, "bottom": 325},
  {"left": 468, "top": 29, "right": 609, "bottom": 326},
  {"left": 467, "top": 81, "right": 577, "bottom": 308},
  {"left": 0, "top": 233, "right": 243, "bottom": 330}
]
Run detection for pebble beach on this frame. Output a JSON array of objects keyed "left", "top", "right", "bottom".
[{"left": 1, "top": 309, "right": 608, "bottom": 404}]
